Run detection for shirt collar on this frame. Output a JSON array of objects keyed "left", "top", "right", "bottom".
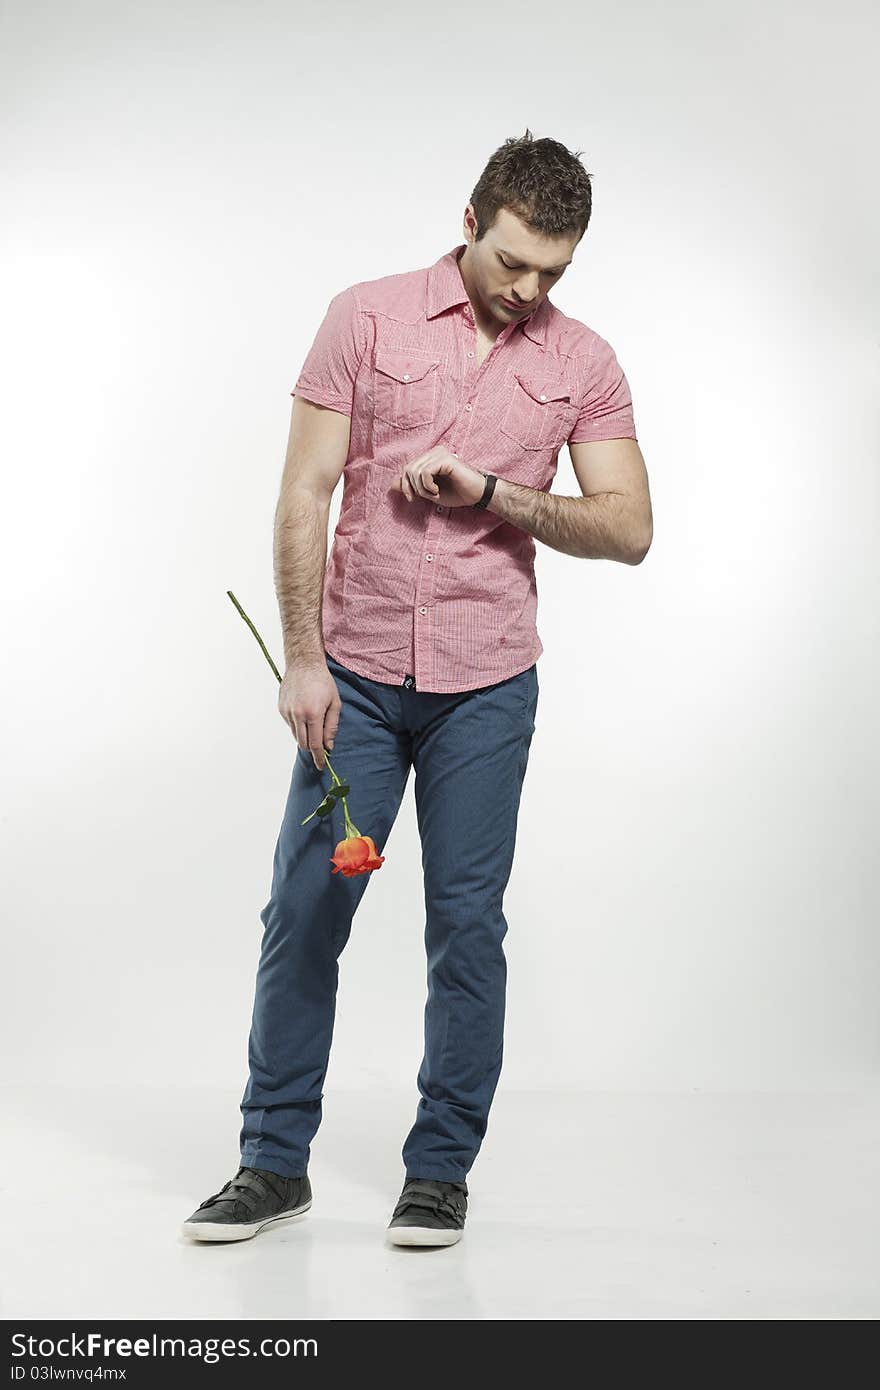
[{"left": 426, "top": 242, "right": 550, "bottom": 346}]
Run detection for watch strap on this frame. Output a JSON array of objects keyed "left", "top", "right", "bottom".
[{"left": 473, "top": 472, "right": 497, "bottom": 509}]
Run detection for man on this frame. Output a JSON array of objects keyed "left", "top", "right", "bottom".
[{"left": 181, "top": 130, "right": 652, "bottom": 1249}]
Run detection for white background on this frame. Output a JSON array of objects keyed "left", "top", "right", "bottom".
[{"left": 1, "top": 0, "right": 878, "bottom": 1320}]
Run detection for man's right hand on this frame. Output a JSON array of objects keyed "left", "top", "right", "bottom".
[{"left": 278, "top": 662, "right": 341, "bottom": 771}]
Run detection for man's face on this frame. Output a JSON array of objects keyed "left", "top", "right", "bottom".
[{"left": 459, "top": 205, "right": 580, "bottom": 327}]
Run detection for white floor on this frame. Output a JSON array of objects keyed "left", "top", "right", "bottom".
[{"left": 3, "top": 1083, "right": 878, "bottom": 1320}]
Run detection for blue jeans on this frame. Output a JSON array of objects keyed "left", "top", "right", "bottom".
[{"left": 239, "top": 649, "right": 539, "bottom": 1184}]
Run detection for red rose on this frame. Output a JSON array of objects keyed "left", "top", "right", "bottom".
[{"left": 330, "top": 835, "right": 386, "bottom": 877}]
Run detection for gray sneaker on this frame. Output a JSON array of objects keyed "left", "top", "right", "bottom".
[
  {"left": 386, "top": 1177, "right": 468, "bottom": 1247},
  {"left": 181, "top": 1165, "right": 312, "bottom": 1242}
]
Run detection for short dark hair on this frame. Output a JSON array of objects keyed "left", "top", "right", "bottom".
[{"left": 469, "top": 128, "right": 593, "bottom": 243}]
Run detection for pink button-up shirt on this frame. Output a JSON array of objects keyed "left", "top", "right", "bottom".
[{"left": 291, "top": 242, "right": 637, "bottom": 693}]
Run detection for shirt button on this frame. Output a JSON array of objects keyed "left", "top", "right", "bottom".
[
  {"left": 403, "top": 374, "right": 411, "bottom": 381},
  {"left": 467, "top": 350, "right": 474, "bottom": 357},
  {"left": 435, "top": 504, "right": 443, "bottom": 513},
  {"left": 539, "top": 393, "right": 547, "bottom": 401},
  {"left": 418, "top": 606, "right": 427, "bottom": 614},
  {"left": 464, "top": 403, "right": 472, "bottom": 411},
  {"left": 426, "top": 553, "right": 434, "bottom": 560}
]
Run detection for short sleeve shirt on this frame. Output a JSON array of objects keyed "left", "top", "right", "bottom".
[{"left": 292, "top": 243, "right": 637, "bottom": 693}]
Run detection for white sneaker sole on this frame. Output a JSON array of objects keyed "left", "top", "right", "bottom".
[
  {"left": 386, "top": 1224, "right": 463, "bottom": 1247},
  {"left": 181, "top": 1197, "right": 312, "bottom": 1242}
]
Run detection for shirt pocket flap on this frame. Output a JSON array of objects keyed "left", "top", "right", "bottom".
[
  {"left": 513, "top": 372, "right": 573, "bottom": 404},
  {"left": 375, "top": 348, "right": 440, "bottom": 383}
]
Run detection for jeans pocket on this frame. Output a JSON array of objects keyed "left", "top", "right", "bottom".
[{"left": 518, "top": 663, "right": 539, "bottom": 727}]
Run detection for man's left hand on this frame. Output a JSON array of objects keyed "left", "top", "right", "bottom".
[{"left": 395, "top": 445, "right": 486, "bottom": 509}]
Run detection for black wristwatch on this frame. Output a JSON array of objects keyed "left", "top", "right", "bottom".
[{"left": 473, "top": 471, "right": 497, "bottom": 509}]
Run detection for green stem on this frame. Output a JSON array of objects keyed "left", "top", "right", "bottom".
[
  {"left": 228, "top": 588, "right": 359, "bottom": 834},
  {"left": 227, "top": 589, "right": 283, "bottom": 684}
]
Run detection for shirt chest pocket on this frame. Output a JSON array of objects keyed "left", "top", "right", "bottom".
[
  {"left": 500, "top": 373, "right": 575, "bottom": 451},
  {"left": 372, "top": 347, "right": 441, "bottom": 430}
]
